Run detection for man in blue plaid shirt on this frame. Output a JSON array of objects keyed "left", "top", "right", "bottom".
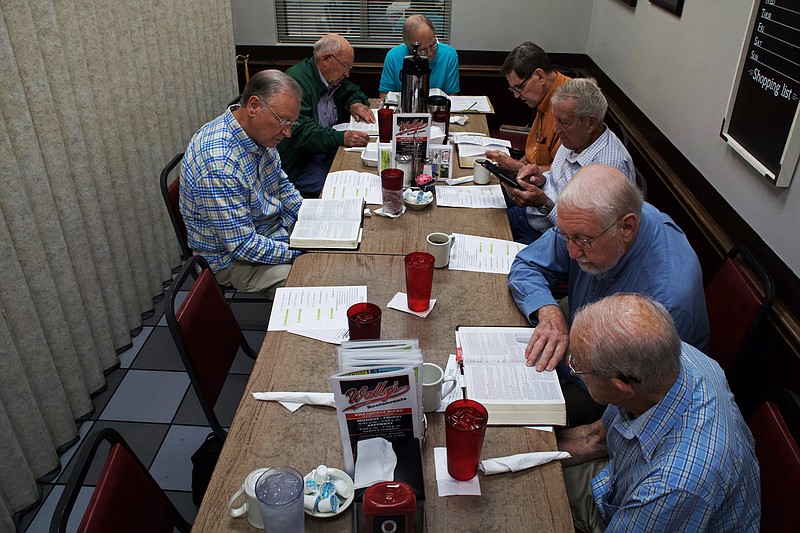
[
  {"left": 558, "top": 293, "right": 759, "bottom": 532},
  {"left": 181, "top": 70, "right": 304, "bottom": 294}
]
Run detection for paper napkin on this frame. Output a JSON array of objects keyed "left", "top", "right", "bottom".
[
  {"left": 478, "top": 451, "right": 571, "bottom": 475},
  {"left": 434, "top": 447, "right": 481, "bottom": 496},
  {"left": 354, "top": 438, "right": 397, "bottom": 489},
  {"left": 251, "top": 392, "right": 335, "bottom": 412},
  {"left": 388, "top": 292, "right": 437, "bottom": 317}
]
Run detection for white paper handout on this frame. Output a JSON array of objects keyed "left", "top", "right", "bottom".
[
  {"left": 267, "top": 286, "right": 367, "bottom": 331},
  {"left": 448, "top": 233, "right": 526, "bottom": 274},
  {"left": 448, "top": 96, "right": 492, "bottom": 113},
  {"left": 434, "top": 185, "right": 507, "bottom": 209},
  {"left": 321, "top": 170, "right": 382, "bottom": 205}
]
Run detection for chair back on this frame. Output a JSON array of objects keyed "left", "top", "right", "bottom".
[
  {"left": 166, "top": 255, "right": 256, "bottom": 439},
  {"left": 51, "top": 428, "right": 191, "bottom": 533},
  {"left": 705, "top": 245, "right": 774, "bottom": 372},
  {"left": 159, "top": 152, "right": 191, "bottom": 261},
  {"left": 747, "top": 390, "right": 800, "bottom": 533}
]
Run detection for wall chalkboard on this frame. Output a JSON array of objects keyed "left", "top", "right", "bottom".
[{"left": 722, "top": 0, "right": 800, "bottom": 187}]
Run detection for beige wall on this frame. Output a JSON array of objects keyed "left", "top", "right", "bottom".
[{"left": 588, "top": 0, "right": 800, "bottom": 277}]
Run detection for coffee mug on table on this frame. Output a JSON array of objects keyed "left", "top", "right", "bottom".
[
  {"left": 426, "top": 232, "right": 454, "bottom": 268},
  {"left": 422, "top": 362, "right": 458, "bottom": 413},
  {"left": 473, "top": 158, "right": 491, "bottom": 185},
  {"left": 228, "top": 467, "right": 271, "bottom": 528}
]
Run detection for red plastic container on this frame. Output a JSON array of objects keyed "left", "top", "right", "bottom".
[{"left": 363, "top": 481, "right": 416, "bottom": 533}]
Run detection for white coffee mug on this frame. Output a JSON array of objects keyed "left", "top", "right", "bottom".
[
  {"left": 228, "top": 467, "right": 270, "bottom": 528},
  {"left": 422, "top": 362, "right": 458, "bottom": 413},
  {"left": 426, "top": 232, "right": 454, "bottom": 268},
  {"left": 473, "top": 158, "right": 491, "bottom": 185}
]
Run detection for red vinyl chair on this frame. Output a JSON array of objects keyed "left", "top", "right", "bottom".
[
  {"left": 50, "top": 428, "right": 191, "bottom": 533},
  {"left": 165, "top": 255, "right": 258, "bottom": 440},
  {"left": 704, "top": 245, "right": 774, "bottom": 373},
  {"left": 747, "top": 389, "right": 800, "bottom": 533}
]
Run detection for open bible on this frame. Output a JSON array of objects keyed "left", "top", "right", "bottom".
[
  {"left": 288, "top": 198, "right": 364, "bottom": 250},
  {"left": 456, "top": 326, "right": 566, "bottom": 426}
]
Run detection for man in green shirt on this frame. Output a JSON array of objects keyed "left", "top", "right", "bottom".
[{"left": 278, "top": 33, "right": 375, "bottom": 197}]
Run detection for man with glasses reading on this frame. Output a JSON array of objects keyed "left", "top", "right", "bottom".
[
  {"left": 181, "top": 70, "right": 304, "bottom": 295},
  {"left": 503, "top": 78, "right": 635, "bottom": 244},
  {"left": 379, "top": 14, "right": 460, "bottom": 99},
  {"left": 279, "top": 33, "right": 374, "bottom": 198},
  {"left": 486, "top": 42, "right": 571, "bottom": 173},
  {"left": 558, "top": 293, "right": 758, "bottom": 532},
  {"left": 508, "top": 164, "right": 709, "bottom": 425}
]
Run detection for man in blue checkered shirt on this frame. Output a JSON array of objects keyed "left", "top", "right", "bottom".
[
  {"left": 181, "top": 70, "right": 304, "bottom": 294},
  {"left": 558, "top": 293, "right": 760, "bottom": 532}
]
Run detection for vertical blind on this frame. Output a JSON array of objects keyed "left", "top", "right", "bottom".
[
  {"left": 0, "top": 0, "right": 236, "bottom": 527},
  {"left": 275, "top": 0, "right": 452, "bottom": 45}
]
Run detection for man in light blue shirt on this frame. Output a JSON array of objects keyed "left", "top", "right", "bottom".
[
  {"left": 378, "top": 14, "right": 460, "bottom": 98},
  {"left": 558, "top": 294, "right": 759, "bottom": 532},
  {"left": 508, "top": 164, "right": 708, "bottom": 425},
  {"left": 503, "top": 78, "right": 634, "bottom": 244}
]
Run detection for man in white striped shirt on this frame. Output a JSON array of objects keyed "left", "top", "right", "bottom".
[{"left": 504, "top": 78, "right": 635, "bottom": 244}]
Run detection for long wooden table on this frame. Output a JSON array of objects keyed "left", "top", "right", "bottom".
[
  {"left": 193, "top": 253, "right": 574, "bottom": 532},
  {"left": 327, "top": 113, "right": 514, "bottom": 255}
]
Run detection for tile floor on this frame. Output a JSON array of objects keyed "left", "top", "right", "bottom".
[{"left": 17, "top": 281, "right": 272, "bottom": 532}]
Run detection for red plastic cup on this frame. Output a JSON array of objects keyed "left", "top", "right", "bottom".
[
  {"left": 381, "top": 168, "right": 404, "bottom": 215},
  {"left": 347, "top": 302, "right": 382, "bottom": 340},
  {"left": 378, "top": 106, "right": 394, "bottom": 143},
  {"left": 445, "top": 399, "right": 488, "bottom": 481},
  {"left": 404, "top": 252, "right": 435, "bottom": 312}
]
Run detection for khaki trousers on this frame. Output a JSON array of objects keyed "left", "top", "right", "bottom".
[
  {"left": 563, "top": 458, "right": 609, "bottom": 533},
  {"left": 215, "top": 261, "right": 292, "bottom": 299}
]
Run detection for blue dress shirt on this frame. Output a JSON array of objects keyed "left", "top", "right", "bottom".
[
  {"left": 180, "top": 107, "right": 303, "bottom": 272},
  {"left": 593, "top": 343, "right": 760, "bottom": 532},
  {"left": 508, "top": 202, "right": 709, "bottom": 388}
]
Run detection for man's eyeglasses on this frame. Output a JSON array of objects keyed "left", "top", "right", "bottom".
[
  {"left": 568, "top": 353, "right": 641, "bottom": 384},
  {"left": 417, "top": 39, "right": 439, "bottom": 57},
  {"left": 329, "top": 54, "right": 353, "bottom": 73},
  {"left": 263, "top": 101, "right": 298, "bottom": 129},
  {"left": 508, "top": 72, "right": 533, "bottom": 94},
  {"left": 554, "top": 216, "right": 622, "bottom": 249}
]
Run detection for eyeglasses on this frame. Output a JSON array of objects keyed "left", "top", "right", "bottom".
[
  {"left": 329, "top": 54, "right": 352, "bottom": 73},
  {"left": 263, "top": 101, "right": 298, "bottom": 129},
  {"left": 508, "top": 72, "right": 533, "bottom": 94},
  {"left": 568, "top": 353, "right": 641, "bottom": 384},
  {"left": 555, "top": 216, "right": 622, "bottom": 249},
  {"left": 417, "top": 39, "right": 439, "bottom": 57}
]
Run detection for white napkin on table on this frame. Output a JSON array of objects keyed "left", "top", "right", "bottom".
[
  {"left": 251, "top": 392, "right": 335, "bottom": 412},
  {"left": 478, "top": 451, "right": 571, "bottom": 475},
  {"left": 354, "top": 438, "right": 397, "bottom": 489},
  {"left": 387, "top": 292, "right": 437, "bottom": 317}
]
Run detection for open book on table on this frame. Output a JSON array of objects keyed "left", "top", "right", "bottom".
[
  {"left": 288, "top": 198, "right": 364, "bottom": 250},
  {"left": 456, "top": 326, "right": 566, "bottom": 426}
]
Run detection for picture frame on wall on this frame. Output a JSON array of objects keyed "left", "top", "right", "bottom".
[
  {"left": 617, "top": 0, "right": 637, "bottom": 6},
  {"left": 650, "top": 0, "right": 684, "bottom": 16}
]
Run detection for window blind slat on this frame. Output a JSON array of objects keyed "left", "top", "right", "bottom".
[{"left": 275, "top": 1, "right": 452, "bottom": 46}]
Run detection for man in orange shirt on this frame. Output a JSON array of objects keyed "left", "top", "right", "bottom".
[{"left": 486, "top": 42, "right": 571, "bottom": 172}]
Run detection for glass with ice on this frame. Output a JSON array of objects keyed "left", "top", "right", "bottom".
[
  {"left": 445, "top": 399, "right": 489, "bottom": 481},
  {"left": 255, "top": 466, "right": 305, "bottom": 532}
]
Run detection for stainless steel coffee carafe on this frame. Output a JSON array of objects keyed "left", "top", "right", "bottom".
[{"left": 400, "top": 42, "right": 430, "bottom": 113}]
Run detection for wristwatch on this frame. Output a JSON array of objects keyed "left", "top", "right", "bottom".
[{"left": 537, "top": 199, "right": 555, "bottom": 215}]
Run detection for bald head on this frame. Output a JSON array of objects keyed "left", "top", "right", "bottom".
[
  {"left": 314, "top": 33, "right": 352, "bottom": 58},
  {"left": 403, "top": 15, "right": 435, "bottom": 45},
  {"left": 571, "top": 293, "right": 681, "bottom": 391},
  {"left": 558, "top": 164, "right": 643, "bottom": 228}
]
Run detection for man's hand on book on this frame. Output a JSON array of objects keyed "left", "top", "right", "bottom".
[{"left": 525, "top": 305, "right": 568, "bottom": 371}]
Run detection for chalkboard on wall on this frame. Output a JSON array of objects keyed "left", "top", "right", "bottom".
[{"left": 722, "top": 0, "right": 800, "bottom": 187}]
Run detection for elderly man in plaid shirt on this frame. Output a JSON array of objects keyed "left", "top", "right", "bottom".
[
  {"left": 559, "top": 293, "right": 759, "bottom": 533},
  {"left": 181, "top": 70, "right": 303, "bottom": 295}
]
